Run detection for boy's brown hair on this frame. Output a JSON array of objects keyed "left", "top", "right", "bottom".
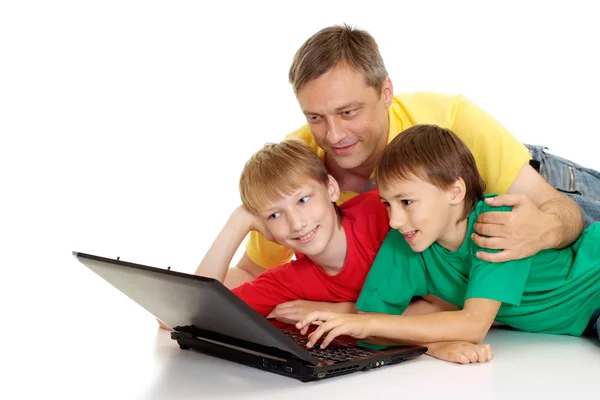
[
  {"left": 375, "top": 124, "right": 486, "bottom": 221},
  {"left": 288, "top": 23, "right": 388, "bottom": 94},
  {"left": 239, "top": 139, "right": 330, "bottom": 215}
]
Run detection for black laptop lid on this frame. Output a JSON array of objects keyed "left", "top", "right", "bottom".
[{"left": 73, "top": 252, "right": 320, "bottom": 364}]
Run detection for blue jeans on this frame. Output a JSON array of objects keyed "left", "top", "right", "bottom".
[
  {"left": 525, "top": 144, "right": 600, "bottom": 228},
  {"left": 583, "top": 308, "right": 600, "bottom": 341}
]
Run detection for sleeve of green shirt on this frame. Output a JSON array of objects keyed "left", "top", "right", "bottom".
[
  {"left": 356, "top": 229, "right": 428, "bottom": 315},
  {"left": 465, "top": 200, "right": 532, "bottom": 306},
  {"left": 466, "top": 256, "right": 532, "bottom": 306}
]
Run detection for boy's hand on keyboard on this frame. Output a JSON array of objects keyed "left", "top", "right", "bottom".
[
  {"left": 267, "top": 301, "right": 356, "bottom": 324},
  {"left": 426, "top": 341, "right": 494, "bottom": 364},
  {"left": 296, "top": 312, "right": 372, "bottom": 349},
  {"left": 267, "top": 300, "right": 331, "bottom": 324}
]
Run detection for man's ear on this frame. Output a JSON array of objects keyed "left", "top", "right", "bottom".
[
  {"left": 448, "top": 177, "right": 467, "bottom": 205},
  {"left": 327, "top": 174, "right": 341, "bottom": 203},
  {"left": 381, "top": 76, "right": 394, "bottom": 108}
]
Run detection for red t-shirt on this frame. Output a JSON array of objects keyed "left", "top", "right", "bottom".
[{"left": 232, "top": 189, "right": 390, "bottom": 317}]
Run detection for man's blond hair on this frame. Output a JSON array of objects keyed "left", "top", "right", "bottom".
[
  {"left": 239, "top": 139, "right": 329, "bottom": 215},
  {"left": 289, "top": 23, "right": 388, "bottom": 94}
]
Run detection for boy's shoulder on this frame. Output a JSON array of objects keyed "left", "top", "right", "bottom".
[
  {"left": 472, "top": 194, "right": 513, "bottom": 217},
  {"left": 341, "top": 189, "right": 390, "bottom": 242},
  {"left": 340, "top": 189, "right": 383, "bottom": 212}
]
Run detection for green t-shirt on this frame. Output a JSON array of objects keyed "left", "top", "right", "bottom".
[{"left": 356, "top": 195, "right": 600, "bottom": 336}]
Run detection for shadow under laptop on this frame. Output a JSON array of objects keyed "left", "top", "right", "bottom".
[
  {"left": 139, "top": 330, "right": 312, "bottom": 398},
  {"left": 140, "top": 328, "right": 409, "bottom": 398}
]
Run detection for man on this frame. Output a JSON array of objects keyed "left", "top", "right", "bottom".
[{"left": 225, "top": 23, "right": 599, "bottom": 290}]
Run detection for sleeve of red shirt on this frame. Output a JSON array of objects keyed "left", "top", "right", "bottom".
[{"left": 230, "top": 258, "right": 309, "bottom": 317}]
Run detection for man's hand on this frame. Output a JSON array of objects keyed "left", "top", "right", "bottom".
[
  {"left": 296, "top": 312, "right": 372, "bottom": 348},
  {"left": 426, "top": 341, "right": 494, "bottom": 364},
  {"left": 472, "top": 194, "right": 558, "bottom": 262},
  {"left": 267, "top": 300, "right": 355, "bottom": 324}
]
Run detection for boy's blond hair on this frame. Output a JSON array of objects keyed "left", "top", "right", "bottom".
[
  {"left": 240, "top": 139, "right": 330, "bottom": 215},
  {"left": 375, "top": 124, "right": 486, "bottom": 221},
  {"left": 288, "top": 23, "right": 388, "bottom": 94}
]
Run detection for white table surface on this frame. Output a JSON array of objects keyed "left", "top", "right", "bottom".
[{"left": 9, "top": 256, "right": 599, "bottom": 400}]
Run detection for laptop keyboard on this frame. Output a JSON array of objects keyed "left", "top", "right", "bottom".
[{"left": 284, "top": 330, "right": 374, "bottom": 363}]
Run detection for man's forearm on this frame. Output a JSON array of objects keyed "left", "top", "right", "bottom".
[{"left": 539, "top": 195, "right": 584, "bottom": 249}]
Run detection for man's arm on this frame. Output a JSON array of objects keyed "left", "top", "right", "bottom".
[
  {"left": 473, "top": 163, "right": 584, "bottom": 262},
  {"left": 506, "top": 163, "right": 583, "bottom": 247},
  {"left": 447, "top": 95, "right": 583, "bottom": 261}
]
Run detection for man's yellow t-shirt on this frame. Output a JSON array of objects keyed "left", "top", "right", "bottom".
[{"left": 245, "top": 92, "right": 532, "bottom": 270}]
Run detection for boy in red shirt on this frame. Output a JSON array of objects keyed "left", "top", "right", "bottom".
[
  {"left": 194, "top": 139, "right": 390, "bottom": 321},
  {"left": 187, "top": 139, "right": 492, "bottom": 363}
]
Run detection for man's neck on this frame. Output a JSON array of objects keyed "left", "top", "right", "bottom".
[{"left": 325, "top": 134, "right": 388, "bottom": 194}]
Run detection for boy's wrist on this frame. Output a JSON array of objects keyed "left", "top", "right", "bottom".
[{"left": 229, "top": 206, "right": 254, "bottom": 233}]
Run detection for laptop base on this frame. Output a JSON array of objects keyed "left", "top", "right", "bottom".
[{"left": 171, "top": 329, "right": 427, "bottom": 382}]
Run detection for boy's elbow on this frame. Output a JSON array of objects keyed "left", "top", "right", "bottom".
[
  {"left": 469, "top": 329, "right": 488, "bottom": 344},
  {"left": 472, "top": 320, "right": 493, "bottom": 343},
  {"left": 461, "top": 312, "right": 492, "bottom": 343}
]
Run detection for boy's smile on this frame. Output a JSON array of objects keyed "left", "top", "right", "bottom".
[
  {"left": 402, "top": 230, "right": 419, "bottom": 244},
  {"left": 293, "top": 226, "right": 319, "bottom": 245}
]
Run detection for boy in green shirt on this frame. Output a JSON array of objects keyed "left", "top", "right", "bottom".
[{"left": 295, "top": 124, "right": 600, "bottom": 359}]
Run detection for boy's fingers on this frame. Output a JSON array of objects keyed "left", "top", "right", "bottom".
[
  {"left": 456, "top": 354, "right": 470, "bottom": 364},
  {"left": 464, "top": 349, "right": 479, "bottom": 363}
]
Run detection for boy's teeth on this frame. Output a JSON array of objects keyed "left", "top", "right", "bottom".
[{"left": 299, "top": 229, "right": 315, "bottom": 240}]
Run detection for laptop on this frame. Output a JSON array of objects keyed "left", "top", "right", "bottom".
[{"left": 73, "top": 251, "right": 427, "bottom": 382}]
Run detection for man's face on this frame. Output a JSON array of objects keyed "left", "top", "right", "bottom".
[
  {"left": 258, "top": 178, "right": 340, "bottom": 257},
  {"left": 296, "top": 64, "right": 393, "bottom": 171}
]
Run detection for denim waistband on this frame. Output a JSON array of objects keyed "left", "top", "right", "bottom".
[{"left": 583, "top": 307, "right": 600, "bottom": 337}]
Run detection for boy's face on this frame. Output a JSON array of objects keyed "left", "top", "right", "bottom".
[
  {"left": 296, "top": 64, "right": 393, "bottom": 171},
  {"left": 378, "top": 176, "right": 461, "bottom": 252},
  {"left": 258, "top": 177, "right": 340, "bottom": 257}
]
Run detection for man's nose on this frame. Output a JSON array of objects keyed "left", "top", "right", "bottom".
[{"left": 326, "top": 118, "right": 346, "bottom": 144}]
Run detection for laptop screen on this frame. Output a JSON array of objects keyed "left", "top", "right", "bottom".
[{"left": 73, "top": 251, "right": 319, "bottom": 363}]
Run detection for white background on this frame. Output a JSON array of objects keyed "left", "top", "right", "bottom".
[{"left": 1, "top": 0, "right": 599, "bottom": 348}]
